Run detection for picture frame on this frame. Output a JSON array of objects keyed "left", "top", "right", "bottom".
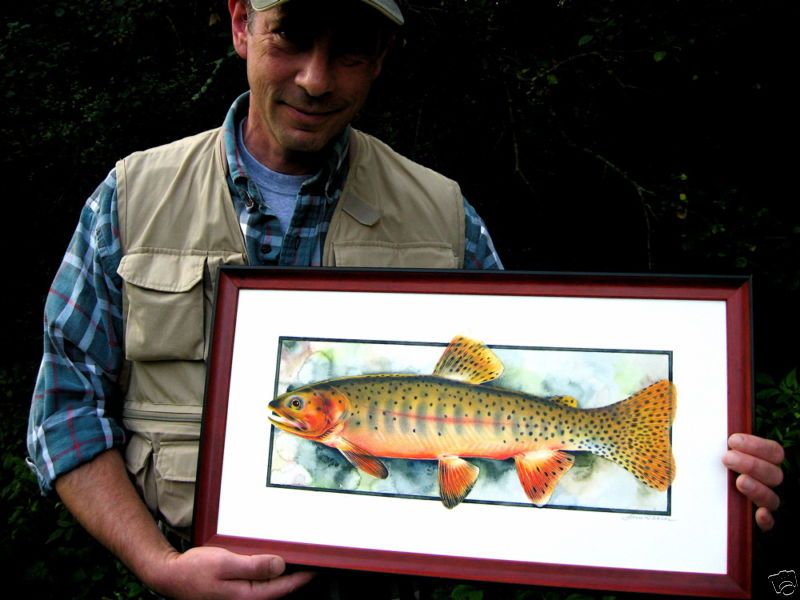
[{"left": 194, "top": 267, "right": 753, "bottom": 598}]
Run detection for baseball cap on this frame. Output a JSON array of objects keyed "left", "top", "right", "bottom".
[{"left": 250, "top": 0, "right": 404, "bottom": 26}]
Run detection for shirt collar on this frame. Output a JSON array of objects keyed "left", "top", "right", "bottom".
[{"left": 223, "top": 91, "right": 350, "bottom": 203}]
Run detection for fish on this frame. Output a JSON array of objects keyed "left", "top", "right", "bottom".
[{"left": 268, "top": 336, "right": 677, "bottom": 508}]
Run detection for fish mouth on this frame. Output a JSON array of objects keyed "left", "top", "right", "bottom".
[{"left": 268, "top": 411, "right": 308, "bottom": 433}]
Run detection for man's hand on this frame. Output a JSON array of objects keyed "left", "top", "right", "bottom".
[
  {"left": 151, "top": 546, "right": 314, "bottom": 600},
  {"left": 55, "top": 450, "right": 313, "bottom": 599},
  {"left": 722, "top": 433, "right": 784, "bottom": 531}
]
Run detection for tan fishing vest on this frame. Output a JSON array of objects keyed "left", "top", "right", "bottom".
[{"left": 115, "top": 126, "right": 464, "bottom": 530}]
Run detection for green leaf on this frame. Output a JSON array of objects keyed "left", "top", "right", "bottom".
[
  {"left": 757, "top": 372, "right": 776, "bottom": 385},
  {"left": 653, "top": 50, "right": 668, "bottom": 62},
  {"left": 578, "top": 34, "right": 594, "bottom": 47},
  {"left": 451, "top": 585, "right": 484, "bottom": 600},
  {"left": 45, "top": 528, "right": 64, "bottom": 544}
]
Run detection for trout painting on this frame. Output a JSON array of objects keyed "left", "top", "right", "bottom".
[{"left": 267, "top": 336, "right": 676, "bottom": 513}]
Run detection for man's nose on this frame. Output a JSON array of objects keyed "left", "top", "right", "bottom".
[{"left": 295, "top": 39, "right": 335, "bottom": 98}]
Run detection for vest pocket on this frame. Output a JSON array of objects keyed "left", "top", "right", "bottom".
[
  {"left": 118, "top": 252, "right": 207, "bottom": 361},
  {"left": 125, "top": 434, "right": 158, "bottom": 517},
  {"left": 154, "top": 440, "right": 198, "bottom": 529},
  {"left": 124, "top": 433, "right": 198, "bottom": 529}
]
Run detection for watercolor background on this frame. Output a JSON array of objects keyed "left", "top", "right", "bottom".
[{"left": 267, "top": 337, "right": 672, "bottom": 513}]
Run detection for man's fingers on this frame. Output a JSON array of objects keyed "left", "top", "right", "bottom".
[
  {"left": 220, "top": 553, "right": 287, "bottom": 581},
  {"left": 248, "top": 570, "right": 316, "bottom": 598},
  {"left": 728, "top": 433, "right": 785, "bottom": 464},
  {"left": 754, "top": 506, "right": 775, "bottom": 532},
  {"left": 735, "top": 473, "right": 781, "bottom": 511},
  {"left": 722, "top": 449, "right": 784, "bottom": 487}
]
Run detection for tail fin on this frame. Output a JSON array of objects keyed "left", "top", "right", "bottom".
[{"left": 597, "top": 379, "right": 677, "bottom": 490}]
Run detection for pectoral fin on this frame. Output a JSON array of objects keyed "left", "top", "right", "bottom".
[
  {"left": 337, "top": 439, "right": 388, "bottom": 479},
  {"left": 438, "top": 455, "right": 480, "bottom": 509},
  {"left": 514, "top": 449, "right": 575, "bottom": 506}
]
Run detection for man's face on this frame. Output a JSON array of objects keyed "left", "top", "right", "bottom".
[{"left": 231, "top": 0, "right": 388, "bottom": 172}]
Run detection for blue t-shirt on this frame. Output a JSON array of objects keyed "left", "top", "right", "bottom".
[{"left": 236, "top": 118, "right": 306, "bottom": 235}]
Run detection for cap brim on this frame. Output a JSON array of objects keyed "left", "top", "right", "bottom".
[{"left": 250, "top": 0, "right": 404, "bottom": 25}]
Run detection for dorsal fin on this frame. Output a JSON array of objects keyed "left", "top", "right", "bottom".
[
  {"left": 547, "top": 395, "right": 579, "bottom": 408},
  {"left": 432, "top": 336, "right": 504, "bottom": 384}
]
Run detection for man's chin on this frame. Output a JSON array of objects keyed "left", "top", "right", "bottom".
[{"left": 278, "top": 128, "right": 341, "bottom": 155}]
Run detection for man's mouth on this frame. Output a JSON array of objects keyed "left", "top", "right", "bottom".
[{"left": 283, "top": 103, "right": 342, "bottom": 121}]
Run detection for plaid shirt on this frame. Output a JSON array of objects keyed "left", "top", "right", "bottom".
[{"left": 27, "top": 93, "right": 503, "bottom": 493}]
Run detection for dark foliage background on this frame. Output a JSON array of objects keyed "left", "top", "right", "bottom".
[{"left": 1, "top": 0, "right": 797, "bottom": 598}]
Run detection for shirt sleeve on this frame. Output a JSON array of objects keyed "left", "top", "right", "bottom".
[
  {"left": 463, "top": 198, "right": 504, "bottom": 270},
  {"left": 26, "top": 169, "right": 127, "bottom": 494}
]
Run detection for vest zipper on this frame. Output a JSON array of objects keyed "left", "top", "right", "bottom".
[{"left": 123, "top": 407, "right": 203, "bottom": 423}]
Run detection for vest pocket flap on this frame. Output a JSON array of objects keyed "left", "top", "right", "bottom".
[
  {"left": 118, "top": 253, "right": 205, "bottom": 293},
  {"left": 155, "top": 441, "right": 198, "bottom": 483},
  {"left": 118, "top": 252, "right": 206, "bottom": 361}
]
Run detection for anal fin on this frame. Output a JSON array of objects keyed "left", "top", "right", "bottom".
[
  {"left": 438, "top": 455, "right": 480, "bottom": 509},
  {"left": 337, "top": 438, "right": 388, "bottom": 479},
  {"left": 514, "top": 449, "right": 575, "bottom": 506}
]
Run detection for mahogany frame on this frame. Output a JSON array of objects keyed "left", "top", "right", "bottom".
[{"left": 193, "top": 267, "right": 753, "bottom": 598}]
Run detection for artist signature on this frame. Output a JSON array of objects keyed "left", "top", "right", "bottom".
[{"left": 622, "top": 514, "right": 673, "bottom": 522}]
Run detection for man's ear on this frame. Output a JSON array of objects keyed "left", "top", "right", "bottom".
[
  {"left": 229, "top": 0, "right": 249, "bottom": 59},
  {"left": 370, "top": 32, "right": 397, "bottom": 79}
]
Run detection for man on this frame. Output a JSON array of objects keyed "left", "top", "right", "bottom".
[{"left": 26, "top": 1, "right": 784, "bottom": 599}]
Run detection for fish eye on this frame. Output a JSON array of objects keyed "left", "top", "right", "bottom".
[{"left": 288, "top": 396, "right": 304, "bottom": 410}]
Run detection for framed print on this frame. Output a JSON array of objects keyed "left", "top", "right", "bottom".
[{"left": 194, "top": 268, "right": 753, "bottom": 598}]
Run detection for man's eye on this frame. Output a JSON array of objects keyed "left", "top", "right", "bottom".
[
  {"left": 272, "top": 27, "right": 312, "bottom": 51},
  {"left": 332, "top": 36, "right": 378, "bottom": 66}
]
